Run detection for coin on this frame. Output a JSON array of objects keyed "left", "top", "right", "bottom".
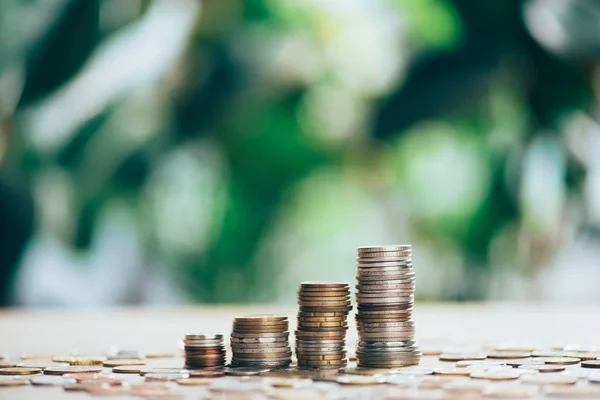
[
  {"left": 486, "top": 351, "right": 531, "bottom": 359},
  {"left": 0, "top": 379, "right": 29, "bottom": 387},
  {"left": 536, "top": 356, "right": 580, "bottom": 365},
  {"left": 102, "top": 359, "right": 145, "bottom": 367},
  {"left": 582, "top": 360, "right": 600, "bottom": 369},
  {"left": 52, "top": 356, "right": 107, "bottom": 366},
  {"left": 432, "top": 368, "right": 473, "bottom": 376},
  {"left": 0, "top": 367, "right": 42, "bottom": 375},
  {"left": 470, "top": 370, "right": 521, "bottom": 380},
  {"left": 358, "top": 245, "right": 411, "bottom": 252},
  {"left": 113, "top": 365, "right": 144, "bottom": 374},
  {"left": 44, "top": 366, "right": 103, "bottom": 375},
  {"left": 439, "top": 353, "right": 487, "bottom": 362},
  {"left": 518, "top": 364, "right": 565, "bottom": 372}
]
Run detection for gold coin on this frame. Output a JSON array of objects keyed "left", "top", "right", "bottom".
[
  {"left": 0, "top": 367, "right": 42, "bottom": 375},
  {"left": 16, "top": 361, "right": 69, "bottom": 369},
  {"left": 52, "top": 356, "right": 107, "bottom": 366},
  {"left": 102, "top": 359, "right": 146, "bottom": 367},
  {"left": 432, "top": 368, "right": 472, "bottom": 376},
  {"left": 144, "top": 353, "right": 175, "bottom": 359},
  {"left": 486, "top": 351, "right": 531, "bottom": 359},
  {"left": 0, "top": 379, "right": 30, "bottom": 386},
  {"left": 44, "top": 365, "right": 103, "bottom": 375},
  {"left": 234, "top": 315, "right": 288, "bottom": 323},
  {"left": 0, "top": 361, "right": 18, "bottom": 368},
  {"left": 300, "top": 282, "right": 349, "bottom": 288}
]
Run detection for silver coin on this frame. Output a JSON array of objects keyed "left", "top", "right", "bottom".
[
  {"left": 357, "top": 245, "right": 412, "bottom": 253},
  {"left": 359, "top": 340, "right": 416, "bottom": 348},
  {"left": 30, "top": 376, "right": 77, "bottom": 386}
]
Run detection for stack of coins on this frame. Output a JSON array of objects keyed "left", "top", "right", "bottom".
[
  {"left": 355, "top": 245, "right": 421, "bottom": 368},
  {"left": 230, "top": 316, "right": 292, "bottom": 369},
  {"left": 184, "top": 334, "right": 226, "bottom": 369},
  {"left": 296, "top": 282, "right": 352, "bottom": 369}
]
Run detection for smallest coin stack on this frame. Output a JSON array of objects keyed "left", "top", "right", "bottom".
[
  {"left": 296, "top": 282, "right": 351, "bottom": 369},
  {"left": 230, "top": 316, "right": 292, "bottom": 369},
  {"left": 184, "top": 334, "right": 226, "bottom": 370}
]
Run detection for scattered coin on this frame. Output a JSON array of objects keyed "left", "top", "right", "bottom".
[
  {"left": 44, "top": 366, "right": 103, "bottom": 375},
  {"left": 518, "top": 364, "right": 565, "bottom": 372},
  {"left": 102, "top": 359, "right": 145, "bottom": 367},
  {"left": 439, "top": 353, "right": 487, "bottom": 362},
  {"left": 432, "top": 368, "right": 473, "bottom": 376},
  {"left": 0, "top": 379, "right": 30, "bottom": 387},
  {"left": 470, "top": 370, "right": 521, "bottom": 380},
  {"left": 113, "top": 365, "right": 145, "bottom": 374},
  {"left": 486, "top": 351, "right": 531, "bottom": 359},
  {"left": 582, "top": 360, "right": 600, "bottom": 369},
  {"left": 535, "top": 356, "right": 580, "bottom": 365},
  {"left": 16, "top": 361, "right": 69, "bottom": 369},
  {"left": 0, "top": 367, "right": 42, "bottom": 375}
]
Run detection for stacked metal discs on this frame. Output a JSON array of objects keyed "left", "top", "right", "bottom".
[
  {"left": 295, "top": 282, "right": 351, "bottom": 369},
  {"left": 230, "top": 316, "right": 292, "bottom": 369},
  {"left": 184, "top": 334, "right": 226, "bottom": 369},
  {"left": 355, "top": 245, "right": 421, "bottom": 368}
]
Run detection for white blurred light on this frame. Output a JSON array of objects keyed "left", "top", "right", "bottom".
[
  {"left": 144, "top": 140, "right": 227, "bottom": 255},
  {"left": 399, "top": 124, "right": 491, "bottom": 219},
  {"left": 22, "top": 0, "right": 200, "bottom": 152},
  {"left": 520, "top": 135, "right": 565, "bottom": 232}
]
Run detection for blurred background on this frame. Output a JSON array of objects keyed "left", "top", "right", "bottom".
[{"left": 1, "top": 0, "right": 600, "bottom": 307}]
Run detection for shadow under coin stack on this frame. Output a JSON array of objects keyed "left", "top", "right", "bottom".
[
  {"left": 355, "top": 245, "right": 421, "bottom": 368},
  {"left": 230, "top": 316, "right": 292, "bottom": 369},
  {"left": 184, "top": 334, "right": 226, "bottom": 369},
  {"left": 296, "top": 282, "right": 351, "bottom": 369}
]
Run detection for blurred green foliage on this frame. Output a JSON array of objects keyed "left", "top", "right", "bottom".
[{"left": 0, "top": 0, "right": 597, "bottom": 305}]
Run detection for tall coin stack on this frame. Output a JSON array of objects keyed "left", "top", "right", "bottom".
[
  {"left": 295, "top": 282, "right": 351, "bottom": 369},
  {"left": 184, "top": 333, "right": 226, "bottom": 369},
  {"left": 230, "top": 316, "right": 292, "bottom": 369},
  {"left": 355, "top": 245, "right": 421, "bottom": 368}
]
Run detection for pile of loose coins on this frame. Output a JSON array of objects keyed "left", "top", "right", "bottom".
[
  {"left": 183, "top": 334, "right": 225, "bottom": 369},
  {"left": 355, "top": 245, "right": 421, "bottom": 368},
  {"left": 295, "top": 282, "right": 351, "bottom": 369},
  {"left": 230, "top": 316, "right": 292, "bottom": 369}
]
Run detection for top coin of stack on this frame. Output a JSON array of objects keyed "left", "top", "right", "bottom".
[
  {"left": 230, "top": 316, "right": 292, "bottom": 369},
  {"left": 355, "top": 245, "right": 421, "bottom": 368},
  {"left": 184, "top": 334, "right": 226, "bottom": 370},
  {"left": 295, "top": 282, "right": 352, "bottom": 369}
]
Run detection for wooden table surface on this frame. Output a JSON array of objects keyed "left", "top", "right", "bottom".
[{"left": 1, "top": 302, "right": 599, "bottom": 399}]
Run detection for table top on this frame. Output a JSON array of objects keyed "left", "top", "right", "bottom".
[{"left": 1, "top": 302, "right": 599, "bottom": 399}]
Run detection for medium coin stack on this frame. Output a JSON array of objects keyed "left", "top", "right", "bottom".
[
  {"left": 295, "top": 282, "right": 351, "bottom": 369},
  {"left": 355, "top": 245, "right": 421, "bottom": 368},
  {"left": 184, "top": 334, "right": 226, "bottom": 369},
  {"left": 230, "top": 316, "right": 292, "bottom": 369}
]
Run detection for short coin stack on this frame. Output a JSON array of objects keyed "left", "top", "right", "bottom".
[
  {"left": 184, "top": 334, "right": 226, "bottom": 369},
  {"left": 230, "top": 316, "right": 292, "bottom": 369},
  {"left": 355, "top": 245, "right": 421, "bottom": 368},
  {"left": 295, "top": 282, "right": 351, "bottom": 369}
]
